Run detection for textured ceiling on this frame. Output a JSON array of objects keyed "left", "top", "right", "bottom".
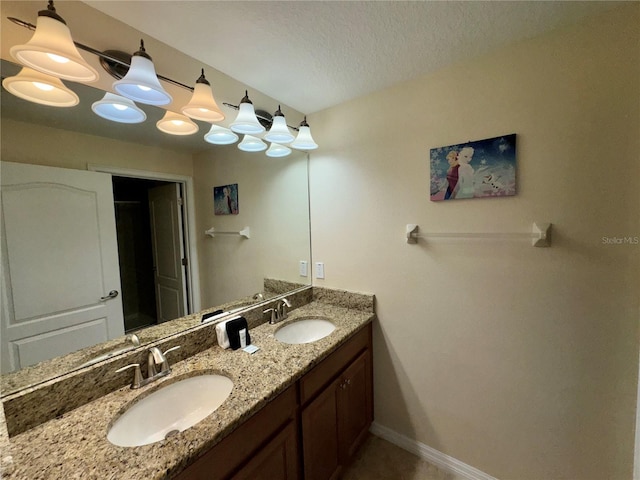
[{"left": 82, "top": 1, "right": 623, "bottom": 114}]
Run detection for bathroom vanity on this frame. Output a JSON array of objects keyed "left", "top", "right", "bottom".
[
  {"left": 1, "top": 288, "right": 375, "bottom": 480},
  {"left": 176, "top": 322, "right": 372, "bottom": 480}
]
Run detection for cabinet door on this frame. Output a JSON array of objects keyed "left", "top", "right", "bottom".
[
  {"left": 233, "top": 421, "right": 299, "bottom": 480},
  {"left": 338, "top": 350, "right": 373, "bottom": 463},
  {"left": 301, "top": 377, "right": 342, "bottom": 480}
]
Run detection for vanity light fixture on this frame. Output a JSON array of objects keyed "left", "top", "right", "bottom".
[
  {"left": 6, "top": 15, "right": 320, "bottom": 153},
  {"left": 156, "top": 111, "right": 198, "bottom": 135},
  {"left": 181, "top": 69, "right": 224, "bottom": 122},
  {"left": 264, "top": 105, "right": 295, "bottom": 144},
  {"left": 113, "top": 40, "right": 172, "bottom": 106},
  {"left": 230, "top": 91, "right": 265, "bottom": 135},
  {"left": 91, "top": 92, "right": 146, "bottom": 123},
  {"left": 290, "top": 116, "right": 318, "bottom": 150},
  {"left": 2, "top": 66, "right": 79, "bottom": 107},
  {"left": 266, "top": 143, "right": 292, "bottom": 158},
  {"left": 238, "top": 135, "right": 267, "bottom": 152},
  {"left": 9, "top": 1, "right": 98, "bottom": 82},
  {"left": 204, "top": 124, "right": 239, "bottom": 145}
]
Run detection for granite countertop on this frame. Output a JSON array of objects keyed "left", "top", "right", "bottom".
[{"left": 4, "top": 301, "right": 374, "bottom": 480}]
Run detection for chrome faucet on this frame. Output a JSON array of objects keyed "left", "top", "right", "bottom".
[
  {"left": 264, "top": 298, "right": 292, "bottom": 325},
  {"left": 278, "top": 298, "right": 292, "bottom": 321},
  {"left": 116, "top": 345, "right": 181, "bottom": 389},
  {"left": 252, "top": 292, "right": 264, "bottom": 301}
]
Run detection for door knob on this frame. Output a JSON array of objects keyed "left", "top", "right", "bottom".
[{"left": 100, "top": 290, "right": 119, "bottom": 301}]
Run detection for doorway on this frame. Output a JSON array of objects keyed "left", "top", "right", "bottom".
[
  {"left": 89, "top": 164, "right": 202, "bottom": 321},
  {"left": 112, "top": 176, "right": 191, "bottom": 332}
]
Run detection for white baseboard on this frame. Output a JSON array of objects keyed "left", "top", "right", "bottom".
[{"left": 369, "top": 422, "right": 498, "bottom": 480}]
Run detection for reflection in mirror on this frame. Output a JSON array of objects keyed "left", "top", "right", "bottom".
[{"left": 0, "top": 58, "right": 312, "bottom": 395}]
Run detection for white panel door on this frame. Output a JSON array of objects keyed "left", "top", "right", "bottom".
[
  {"left": 0, "top": 162, "right": 124, "bottom": 372},
  {"left": 148, "top": 183, "right": 187, "bottom": 323}
]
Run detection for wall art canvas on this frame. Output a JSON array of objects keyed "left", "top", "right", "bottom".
[
  {"left": 213, "top": 183, "right": 239, "bottom": 215},
  {"left": 430, "top": 134, "right": 516, "bottom": 201}
]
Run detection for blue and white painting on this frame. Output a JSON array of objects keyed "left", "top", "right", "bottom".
[
  {"left": 213, "top": 183, "right": 239, "bottom": 215},
  {"left": 430, "top": 134, "right": 516, "bottom": 201}
]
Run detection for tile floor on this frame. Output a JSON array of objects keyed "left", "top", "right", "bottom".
[{"left": 342, "top": 434, "right": 453, "bottom": 480}]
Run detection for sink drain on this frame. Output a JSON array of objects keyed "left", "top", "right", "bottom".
[{"left": 165, "top": 429, "right": 180, "bottom": 439}]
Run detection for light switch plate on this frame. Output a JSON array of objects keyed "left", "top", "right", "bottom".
[
  {"left": 315, "top": 262, "right": 325, "bottom": 279},
  {"left": 299, "top": 260, "right": 308, "bottom": 277}
]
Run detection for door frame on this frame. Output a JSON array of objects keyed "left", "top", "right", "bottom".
[{"left": 88, "top": 164, "right": 201, "bottom": 314}]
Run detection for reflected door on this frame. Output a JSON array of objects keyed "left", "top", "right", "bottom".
[
  {"left": 0, "top": 162, "right": 124, "bottom": 372},
  {"left": 148, "top": 183, "right": 187, "bottom": 323}
]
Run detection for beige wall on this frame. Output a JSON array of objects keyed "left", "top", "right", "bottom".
[
  {"left": 1, "top": 119, "right": 194, "bottom": 176},
  {"left": 308, "top": 4, "right": 639, "bottom": 479},
  {"left": 193, "top": 147, "right": 311, "bottom": 308}
]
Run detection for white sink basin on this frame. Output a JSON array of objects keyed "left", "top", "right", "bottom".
[
  {"left": 275, "top": 318, "right": 336, "bottom": 344},
  {"left": 107, "top": 374, "right": 233, "bottom": 447}
]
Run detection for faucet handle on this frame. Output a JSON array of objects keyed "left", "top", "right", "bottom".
[
  {"left": 163, "top": 345, "right": 180, "bottom": 356},
  {"left": 263, "top": 308, "right": 277, "bottom": 324},
  {"left": 116, "top": 363, "right": 143, "bottom": 389},
  {"left": 159, "top": 345, "right": 181, "bottom": 373}
]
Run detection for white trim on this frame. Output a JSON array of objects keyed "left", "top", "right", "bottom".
[
  {"left": 87, "top": 164, "right": 201, "bottom": 313},
  {"left": 370, "top": 422, "right": 498, "bottom": 480}
]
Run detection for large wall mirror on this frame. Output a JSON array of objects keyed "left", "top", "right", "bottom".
[{"left": 0, "top": 58, "right": 312, "bottom": 395}]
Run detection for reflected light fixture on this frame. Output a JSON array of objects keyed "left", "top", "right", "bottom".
[
  {"left": 266, "top": 143, "right": 292, "bottom": 158},
  {"left": 230, "top": 91, "right": 265, "bottom": 135},
  {"left": 156, "top": 111, "right": 198, "bottom": 135},
  {"left": 181, "top": 69, "right": 224, "bottom": 122},
  {"left": 204, "top": 124, "right": 239, "bottom": 145},
  {"left": 2, "top": 66, "right": 79, "bottom": 107},
  {"left": 9, "top": 1, "right": 98, "bottom": 82},
  {"left": 290, "top": 116, "right": 318, "bottom": 150},
  {"left": 91, "top": 92, "right": 146, "bottom": 123},
  {"left": 113, "top": 39, "right": 172, "bottom": 106},
  {"left": 264, "top": 105, "right": 294, "bottom": 144},
  {"left": 238, "top": 135, "right": 267, "bottom": 152}
]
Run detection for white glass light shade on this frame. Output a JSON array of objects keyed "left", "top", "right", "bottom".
[
  {"left": 113, "top": 55, "right": 172, "bottom": 106},
  {"left": 91, "top": 92, "right": 146, "bottom": 123},
  {"left": 264, "top": 115, "right": 294, "bottom": 144},
  {"left": 10, "top": 15, "right": 98, "bottom": 82},
  {"left": 291, "top": 125, "right": 318, "bottom": 150},
  {"left": 238, "top": 135, "right": 267, "bottom": 152},
  {"left": 2, "top": 67, "right": 78, "bottom": 107},
  {"left": 230, "top": 102, "right": 264, "bottom": 135},
  {"left": 266, "top": 143, "right": 292, "bottom": 158},
  {"left": 204, "top": 124, "right": 238, "bottom": 145},
  {"left": 156, "top": 111, "right": 198, "bottom": 135},
  {"left": 182, "top": 82, "right": 224, "bottom": 122}
]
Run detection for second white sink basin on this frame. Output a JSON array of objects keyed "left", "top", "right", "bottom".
[
  {"left": 275, "top": 318, "right": 336, "bottom": 344},
  {"left": 107, "top": 374, "right": 233, "bottom": 447}
]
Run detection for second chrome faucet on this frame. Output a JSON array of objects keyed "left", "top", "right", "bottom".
[
  {"left": 117, "top": 345, "right": 181, "bottom": 389},
  {"left": 264, "top": 298, "right": 292, "bottom": 325}
]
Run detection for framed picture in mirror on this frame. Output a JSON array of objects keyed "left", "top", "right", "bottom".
[{"left": 214, "top": 183, "right": 239, "bottom": 215}]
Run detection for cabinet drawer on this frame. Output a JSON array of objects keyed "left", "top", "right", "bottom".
[
  {"left": 299, "top": 323, "right": 371, "bottom": 406},
  {"left": 175, "top": 385, "right": 297, "bottom": 480}
]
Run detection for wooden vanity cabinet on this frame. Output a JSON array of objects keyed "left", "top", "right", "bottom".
[
  {"left": 300, "top": 324, "right": 373, "bottom": 480},
  {"left": 174, "top": 322, "right": 372, "bottom": 480},
  {"left": 174, "top": 385, "right": 299, "bottom": 480}
]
